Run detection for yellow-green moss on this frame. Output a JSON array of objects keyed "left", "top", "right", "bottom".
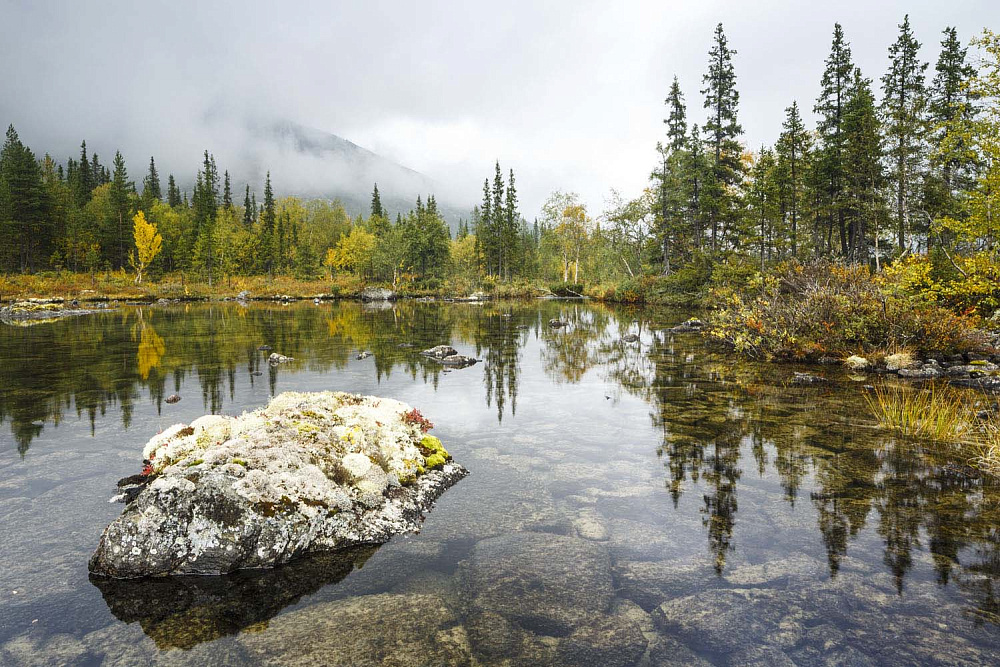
[{"left": 418, "top": 435, "right": 451, "bottom": 471}]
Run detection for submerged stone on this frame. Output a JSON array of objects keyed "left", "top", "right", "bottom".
[{"left": 89, "top": 391, "right": 467, "bottom": 578}]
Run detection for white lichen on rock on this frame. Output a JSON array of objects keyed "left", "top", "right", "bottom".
[
  {"left": 90, "top": 391, "right": 467, "bottom": 578},
  {"left": 141, "top": 391, "right": 436, "bottom": 512}
]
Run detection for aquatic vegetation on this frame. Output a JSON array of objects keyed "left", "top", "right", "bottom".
[{"left": 865, "top": 383, "right": 975, "bottom": 441}]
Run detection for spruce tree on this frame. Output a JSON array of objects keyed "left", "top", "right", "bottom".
[
  {"left": 665, "top": 76, "right": 688, "bottom": 153},
  {"left": 505, "top": 169, "right": 520, "bottom": 278},
  {"left": 261, "top": 172, "right": 276, "bottom": 275},
  {"left": 659, "top": 76, "right": 688, "bottom": 272},
  {"left": 492, "top": 162, "right": 505, "bottom": 277},
  {"left": 166, "top": 174, "right": 181, "bottom": 207},
  {"left": 371, "top": 182, "right": 384, "bottom": 218},
  {"left": 881, "top": 14, "right": 928, "bottom": 252},
  {"left": 0, "top": 125, "right": 50, "bottom": 272},
  {"left": 479, "top": 177, "right": 494, "bottom": 276},
  {"left": 142, "top": 156, "right": 161, "bottom": 204},
  {"left": 108, "top": 151, "right": 131, "bottom": 268},
  {"left": 76, "top": 140, "right": 91, "bottom": 207},
  {"left": 844, "top": 68, "right": 885, "bottom": 264},
  {"left": 243, "top": 185, "right": 254, "bottom": 229},
  {"left": 929, "top": 27, "right": 977, "bottom": 196},
  {"left": 701, "top": 23, "right": 742, "bottom": 251},
  {"left": 775, "top": 101, "right": 811, "bottom": 256},
  {"left": 222, "top": 170, "right": 232, "bottom": 209},
  {"left": 815, "top": 23, "right": 855, "bottom": 256}
]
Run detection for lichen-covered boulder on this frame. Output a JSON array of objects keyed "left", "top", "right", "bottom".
[{"left": 89, "top": 391, "right": 467, "bottom": 578}]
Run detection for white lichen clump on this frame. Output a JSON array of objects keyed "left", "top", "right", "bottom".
[{"left": 140, "top": 391, "right": 446, "bottom": 514}]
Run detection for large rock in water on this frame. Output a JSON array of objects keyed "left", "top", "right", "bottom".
[{"left": 89, "top": 391, "right": 467, "bottom": 578}]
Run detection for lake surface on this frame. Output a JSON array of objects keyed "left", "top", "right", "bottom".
[{"left": 1, "top": 300, "right": 999, "bottom": 666}]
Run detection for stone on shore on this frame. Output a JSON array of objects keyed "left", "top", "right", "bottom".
[
  {"left": 359, "top": 287, "right": 396, "bottom": 302},
  {"left": 89, "top": 391, "right": 467, "bottom": 578}
]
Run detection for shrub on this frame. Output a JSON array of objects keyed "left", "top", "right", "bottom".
[
  {"left": 550, "top": 282, "right": 584, "bottom": 297},
  {"left": 708, "top": 260, "right": 986, "bottom": 360}
]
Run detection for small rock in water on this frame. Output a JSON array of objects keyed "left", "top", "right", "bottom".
[
  {"left": 257, "top": 344, "right": 272, "bottom": 352},
  {"left": 622, "top": 334, "right": 639, "bottom": 343},
  {"left": 356, "top": 351, "right": 373, "bottom": 360},
  {"left": 670, "top": 318, "right": 705, "bottom": 333},
  {"left": 440, "top": 354, "right": 479, "bottom": 368},
  {"left": 268, "top": 352, "right": 293, "bottom": 365},
  {"left": 422, "top": 345, "right": 458, "bottom": 359},
  {"left": 791, "top": 372, "right": 827, "bottom": 385},
  {"left": 165, "top": 394, "right": 181, "bottom": 404}
]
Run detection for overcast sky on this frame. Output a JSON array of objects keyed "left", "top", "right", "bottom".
[{"left": 1, "top": 0, "right": 997, "bottom": 216}]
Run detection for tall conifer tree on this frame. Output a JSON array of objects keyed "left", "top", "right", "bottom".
[
  {"left": 881, "top": 14, "right": 928, "bottom": 252},
  {"left": 701, "top": 23, "right": 742, "bottom": 251}
]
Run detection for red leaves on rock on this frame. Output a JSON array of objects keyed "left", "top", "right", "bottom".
[{"left": 402, "top": 408, "right": 434, "bottom": 433}]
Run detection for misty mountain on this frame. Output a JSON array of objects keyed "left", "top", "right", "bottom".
[{"left": 239, "top": 120, "right": 471, "bottom": 229}]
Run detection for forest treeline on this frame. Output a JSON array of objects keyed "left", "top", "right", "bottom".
[{"left": 2, "top": 19, "right": 1000, "bottom": 307}]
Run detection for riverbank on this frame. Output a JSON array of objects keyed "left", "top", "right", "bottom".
[{"left": 0, "top": 272, "right": 557, "bottom": 304}]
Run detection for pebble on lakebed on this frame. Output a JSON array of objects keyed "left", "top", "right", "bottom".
[{"left": 88, "top": 391, "right": 467, "bottom": 578}]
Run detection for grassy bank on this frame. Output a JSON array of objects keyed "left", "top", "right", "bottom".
[
  {"left": 704, "top": 261, "right": 990, "bottom": 361},
  {"left": 0, "top": 271, "right": 557, "bottom": 303}
]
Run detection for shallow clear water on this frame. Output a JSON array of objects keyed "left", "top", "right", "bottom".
[{"left": 1, "top": 300, "right": 998, "bottom": 666}]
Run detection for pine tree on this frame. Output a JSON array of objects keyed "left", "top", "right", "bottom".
[
  {"left": 775, "top": 101, "right": 811, "bottom": 256},
  {"left": 166, "top": 174, "right": 181, "bottom": 207},
  {"left": 701, "top": 23, "right": 743, "bottom": 251},
  {"left": 142, "top": 156, "right": 161, "bottom": 205},
  {"left": 815, "top": 23, "right": 855, "bottom": 256},
  {"left": 881, "top": 14, "right": 928, "bottom": 252},
  {"left": 371, "top": 182, "right": 384, "bottom": 218}
]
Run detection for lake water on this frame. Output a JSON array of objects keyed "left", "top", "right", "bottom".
[{"left": 1, "top": 300, "right": 999, "bottom": 666}]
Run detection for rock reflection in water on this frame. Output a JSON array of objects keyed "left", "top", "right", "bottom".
[{"left": 90, "top": 545, "right": 378, "bottom": 650}]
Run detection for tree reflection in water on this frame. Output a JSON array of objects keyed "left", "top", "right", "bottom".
[{"left": 3, "top": 300, "right": 1000, "bottom": 623}]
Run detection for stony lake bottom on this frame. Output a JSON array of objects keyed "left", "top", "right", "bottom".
[{"left": 1, "top": 300, "right": 999, "bottom": 666}]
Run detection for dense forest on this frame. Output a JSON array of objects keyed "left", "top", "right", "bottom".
[{"left": 2, "top": 19, "right": 1000, "bottom": 311}]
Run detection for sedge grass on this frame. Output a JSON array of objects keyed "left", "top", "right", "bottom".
[
  {"left": 866, "top": 381, "right": 1000, "bottom": 476},
  {"left": 865, "top": 383, "right": 975, "bottom": 442}
]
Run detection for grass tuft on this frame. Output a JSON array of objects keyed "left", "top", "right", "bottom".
[{"left": 865, "top": 383, "right": 974, "bottom": 441}]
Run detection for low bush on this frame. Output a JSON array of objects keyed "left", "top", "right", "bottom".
[
  {"left": 549, "top": 282, "right": 584, "bottom": 297},
  {"left": 708, "top": 260, "right": 987, "bottom": 360}
]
